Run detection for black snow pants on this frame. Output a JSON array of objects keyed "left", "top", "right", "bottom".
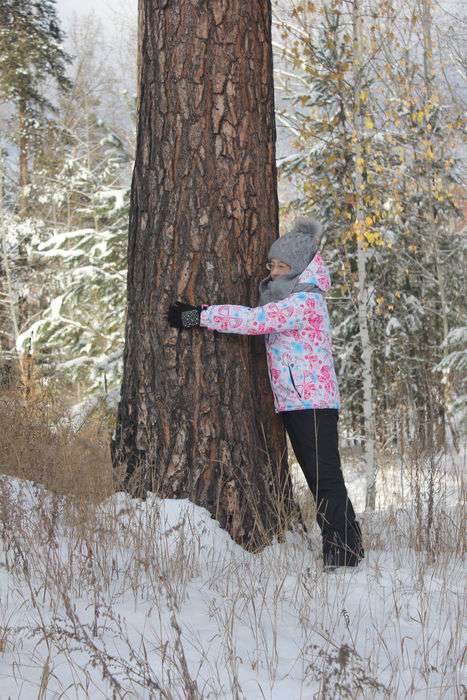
[{"left": 281, "top": 408, "right": 364, "bottom": 566}]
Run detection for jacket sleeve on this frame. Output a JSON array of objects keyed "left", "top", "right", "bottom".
[{"left": 199, "top": 294, "right": 305, "bottom": 335}]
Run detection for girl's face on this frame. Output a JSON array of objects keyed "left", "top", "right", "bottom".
[{"left": 267, "top": 258, "right": 292, "bottom": 280}]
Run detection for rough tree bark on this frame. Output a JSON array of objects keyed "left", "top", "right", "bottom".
[{"left": 111, "top": 1, "right": 303, "bottom": 551}]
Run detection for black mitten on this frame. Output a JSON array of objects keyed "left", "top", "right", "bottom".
[{"left": 167, "top": 301, "right": 203, "bottom": 329}]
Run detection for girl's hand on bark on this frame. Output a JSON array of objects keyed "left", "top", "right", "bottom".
[{"left": 167, "top": 301, "right": 206, "bottom": 329}]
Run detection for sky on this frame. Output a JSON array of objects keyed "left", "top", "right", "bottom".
[
  {"left": 56, "top": 0, "right": 138, "bottom": 76},
  {"left": 56, "top": 0, "right": 137, "bottom": 31}
]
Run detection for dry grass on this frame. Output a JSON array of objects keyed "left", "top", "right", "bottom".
[
  {"left": 0, "top": 382, "right": 465, "bottom": 698},
  {"left": 0, "top": 380, "right": 115, "bottom": 502}
]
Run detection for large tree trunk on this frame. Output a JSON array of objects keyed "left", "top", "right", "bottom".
[{"left": 111, "top": 1, "right": 302, "bottom": 551}]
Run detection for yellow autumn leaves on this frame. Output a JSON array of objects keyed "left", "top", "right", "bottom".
[
  {"left": 291, "top": 3, "right": 317, "bottom": 17},
  {"left": 376, "top": 297, "right": 395, "bottom": 312},
  {"left": 343, "top": 220, "right": 386, "bottom": 248},
  {"left": 410, "top": 106, "right": 434, "bottom": 125}
]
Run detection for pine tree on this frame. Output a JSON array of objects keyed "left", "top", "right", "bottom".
[
  {"left": 16, "top": 130, "right": 130, "bottom": 395},
  {"left": 0, "top": 0, "right": 72, "bottom": 216},
  {"left": 29, "top": 12, "right": 134, "bottom": 226},
  {"left": 3, "top": 10, "right": 139, "bottom": 397}
]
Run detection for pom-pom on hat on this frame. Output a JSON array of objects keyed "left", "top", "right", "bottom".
[{"left": 267, "top": 216, "right": 322, "bottom": 273}]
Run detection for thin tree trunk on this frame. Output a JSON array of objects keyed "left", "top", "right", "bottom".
[
  {"left": 0, "top": 154, "right": 21, "bottom": 388},
  {"left": 111, "top": 1, "right": 301, "bottom": 550},
  {"left": 18, "top": 99, "right": 29, "bottom": 219},
  {"left": 420, "top": 0, "right": 458, "bottom": 450},
  {"left": 351, "top": 0, "right": 377, "bottom": 511},
  {"left": 136, "top": 0, "right": 144, "bottom": 123},
  {"left": 0, "top": 232, "right": 20, "bottom": 352},
  {"left": 357, "top": 240, "right": 377, "bottom": 510}
]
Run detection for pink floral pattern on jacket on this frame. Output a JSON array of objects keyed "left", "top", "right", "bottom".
[{"left": 199, "top": 251, "right": 340, "bottom": 413}]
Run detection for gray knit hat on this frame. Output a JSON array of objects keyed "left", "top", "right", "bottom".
[
  {"left": 267, "top": 216, "right": 322, "bottom": 272},
  {"left": 258, "top": 216, "right": 324, "bottom": 305}
]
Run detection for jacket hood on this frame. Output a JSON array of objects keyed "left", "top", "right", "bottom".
[{"left": 295, "top": 250, "right": 331, "bottom": 292}]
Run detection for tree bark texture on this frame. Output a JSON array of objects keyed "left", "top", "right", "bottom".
[{"left": 111, "top": 0, "right": 302, "bottom": 551}]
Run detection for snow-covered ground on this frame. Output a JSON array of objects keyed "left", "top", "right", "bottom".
[{"left": 0, "top": 453, "right": 464, "bottom": 698}]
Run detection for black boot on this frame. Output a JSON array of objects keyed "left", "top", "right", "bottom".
[{"left": 323, "top": 523, "right": 364, "bottom": 571}]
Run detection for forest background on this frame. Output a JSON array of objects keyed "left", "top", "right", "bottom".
[{"left": 0, "top": 0, "right": 465, "bottom": 501}]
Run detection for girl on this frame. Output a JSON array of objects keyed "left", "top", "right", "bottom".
[{"left": 168, "top": 216, "right": 364, "bottom": 572}]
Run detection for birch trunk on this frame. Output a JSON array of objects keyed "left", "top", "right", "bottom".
[
  {"left": 0, "top": 155, "right": 21, "bottom": 388},
  {"left": 351, "top": 0, "right": 377, "bottom": 510},
  {"left": 18, "top": 100, "right": 29, "bottom": 219}
]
